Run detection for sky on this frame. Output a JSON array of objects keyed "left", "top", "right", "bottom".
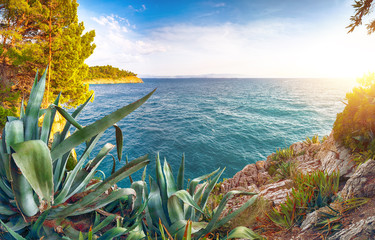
[{"left": 77, "top": 0, "right": 375, "bottom": 78}]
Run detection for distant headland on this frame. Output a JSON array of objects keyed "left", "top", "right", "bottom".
[{"left": 84, "top": 65, "right": 143, "bottom": 84}]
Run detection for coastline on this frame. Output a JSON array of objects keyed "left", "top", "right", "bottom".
[{"left": 84, "top": 76, "right": 143, "bottom": 84}]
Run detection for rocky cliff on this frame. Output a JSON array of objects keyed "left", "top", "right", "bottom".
[{"left": 218, "top": 132, "right": 375, "bottom": 239}]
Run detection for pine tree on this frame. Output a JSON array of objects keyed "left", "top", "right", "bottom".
[{"left": 0, "top": 0, "right": 95, "bottom": 107}]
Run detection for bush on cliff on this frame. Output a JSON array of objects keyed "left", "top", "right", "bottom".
[{"left": 333, "top": 73, "right": 375, "bottom": 156}]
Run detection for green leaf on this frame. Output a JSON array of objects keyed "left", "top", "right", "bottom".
[
  {"left": 51, "top": 154, "right": 149, "bottom": 218},
  {"left": 172, "top": 190, "right": 205, "bottom": 215},
  {"left": 223, "top": 226, "right": 264, "bottom": 240},
  {"left": 4, "top": 120, "right": 24, "bottom": 180},
  {"left": 97, "top": 227, "right": 127, "bottom": 240},
  {"left": 51, "top": 89, "right": 156, "bottom": 161},
  {"left": 188, "top": 168, "right": 220, "bottom": 195},
  {"left": 11, "top": 140, "right": 54, "bottom": 204},
  {"left": 24, "top": 68, "right": 47, "bottom": 141},
  {"left": 177, "top": 154, "right": 185, "bottom": 190},
  {"left": 147, "top": 176, "right": 168, "bottom": 227},
  {"left": 163, "top": 159, "right": 177, "bottom": 197},
  {"left": 54, "top": 105, "right": 83, "bottom": 130},
  {"left": 92, "top": 215, "right": 116, "bottom": 234},
  {"left": 113, "top": 124, "right": 123, "bottom": 161},
  {"left": 0, "top": 219, "right": 27, "bottom": 240},
  {"left": 68, "top": 188, "right": 135, "bottom": 216},
  {"left": 167, "top": 195, "right": 184, "bottom": 223},
  {"left": 195, "top": 191, "right": 257, "bottom": 237}
]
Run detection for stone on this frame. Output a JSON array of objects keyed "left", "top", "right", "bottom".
[
  {"left": 328, "top": 216, "right": 375, "bottom": 240},
  {"left": 340, "top": 159, "right": 375, "bottom": 199},
  {"left": 300, "top": 211, "right": 319, "bottom": 232},
  {"left": 259, "top": 179, "right": 293, "bottom": 205}
]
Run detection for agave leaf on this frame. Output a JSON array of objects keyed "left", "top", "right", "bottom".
[
  {"left": 28, "top": 210, "right": 50, "bottom": 239},
  {"left": 222, "top": 226, "right": 264, "bottom": 240},
  {"left": 148, "top": 176, "right": 169, "bottom": 227},
  {"left": 51, "top": 89, "right": 156, "bottom": 161},
  {"left": 215, "top": 195, "right": 258, "bottom": 229},
  {"left": 55, "top": 132, "right": 104, "bottom": 194},
  {"left": 51, "top": 154, "right": 149, "bottom": 218},
  {"left": 188, "top": 168, "right": 220, "bottom": 195},
  {"left": 177, "top": 154, "right": 185, "bottom": 190},
  {"left": 131, "top": 181, "right": 147, "bottom": 210},
  {"left": 97, "top": 227, "right": 127, "bottom": 240},
  {"left": 54, "top": 105, "right": 83, "bottom": 130},
  {"left": 195, "top": 192, "right": 257, "bottom": 237},
  {"left": 86, "top": 143, "right": 114, "bottom": 169},
  {"left": 40, "top": 106, "right": 53, "bottom": 144},
  {"left": 24, "top": 68, "right": 47, "bottom": 141},
  {"left": 4, "top": 120, "right": 24, "bottom": 180},
  {"left": 0, "top": 179, "right": 13, "bottom": 199},
  {"left": 3, "top": 215, "right": 30, "bottom": 232},
  {"left": 169, "top": 220, "right": 207, "bottom": 239},
  {"left": 0, "top": 204, "right": 17, "bottom": 216},
  {"left": 68, "top": 188, "right": 135, "bottom": 216},
  {"left": 40, "top": 94, "right": 61, "bottom": 144},
  {"left": 62, "top": 149, "right": 107, "bottom": 203},
  {"left": 195, "top": 168, "right": 225, "bottom": 221},
  {"left": 113, "top": 124, "right": 123, "bottom": 161},
  {"left": 56, "top": 94, "right": 93, "bottom": 148},
  {"left": 92, "top": 214, "right": 116, "bottom": 234},
  {"left": 155, "top": 154, "right": 168, "bottom": 215},
  {"left": 0, "top": 219, "right": 27, "bottom": 240},
  {"left": 11, "top": 140, "right": 54, "bottom": 204},
  {"left": 163, "top": 159, "right": 177, "bottom": 197},
  {"left": 173, "top": 190, "right": 205, "bottom": 215},
  {"left": 20, "top": 98, "right": 25, "bottom": 119},
  {"left": 167, "top": 195, "right": 184, "bottom": 223}
]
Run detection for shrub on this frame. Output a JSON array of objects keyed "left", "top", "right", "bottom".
[
  {"left": 333, "top": 73, "right": 375, "bottom": 156},
  {"left": 0, "top": 86, "right": 20, "bottom": 129},
  {"left": 268, "top": 170, "right": 340, "bottom": 229}
]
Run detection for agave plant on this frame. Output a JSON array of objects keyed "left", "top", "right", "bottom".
[
  {"left": 0, "top": 68, "right": 154, "bottom": 239},
  {"left": 130, "top": 154, "right": 260, "bottom": 239}
]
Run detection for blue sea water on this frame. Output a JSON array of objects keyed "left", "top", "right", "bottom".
[{"left": 75, "top": 78, "right": 355, "bottom": 186}]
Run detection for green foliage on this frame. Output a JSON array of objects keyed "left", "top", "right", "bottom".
[
  {"left": 131, "top": 154, "right": 259, "bottom": 239},
  {"left": 273, "top": 161, "right": 297, "bottom": 181},
  {"left": 268, "top": 171, "right": 340, "bottom": 229},
  {"left": 315, "top": 197, "right": 369, "bottom": 237},
  {"left": 0, "top": 86, "right": 20, "bottom": 129},
  {"left": 303, "top": 134, "right": 320, "bottom": 145},
  {"left": 0, "top": 70, "right": 154, "bottom": 238},
  {"left": 146, "top": 220, "right": 265, "bottom": 240},
  {"left": 87, "top": 65, "right": 137, "bottom": 80},
  {"left": 347, "top": 0, "right": 375, "bottom": 34},
  {"left": 0, "top": 0, "right": 95, "bottom": 107},
  {"left": 333, "top": 73, "right": 375, "bottom": 156},
  {"left": 267, "top": 146, "right": 295, "bottom": 176}
]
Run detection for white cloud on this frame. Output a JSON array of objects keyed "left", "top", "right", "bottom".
[
  {"left": 129, "top": 4, "right": 146, "bottom": 13},
  {"left": 83, "top": 3, "right": 375, "bottom": 78},
  {"left": 85, "top": 15, "right": 166, "bottom": 70}
]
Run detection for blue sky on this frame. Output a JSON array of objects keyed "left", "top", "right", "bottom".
[{"left": 78, "top": 0, "right": 375, "bottom": 78}]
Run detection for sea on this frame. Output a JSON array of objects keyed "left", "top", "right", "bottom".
[{"left": 74, "top": 78, "right": 356, "bottom": 187}]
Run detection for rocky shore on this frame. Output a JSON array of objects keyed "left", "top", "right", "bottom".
[
  {"left": 84, "top": 76, "right": 143, "bottom": 84},
  {"left": 218, "top": 131, "right": 375, "bottom": 239}
]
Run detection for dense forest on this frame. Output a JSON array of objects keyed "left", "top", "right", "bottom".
[{"left": 86, "top": 65, "right": 137, "bottom": 80}]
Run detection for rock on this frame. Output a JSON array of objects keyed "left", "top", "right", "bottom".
[
  {"left": 340, "top": 159, "right": 375, "bottom": 199},
  {"left": 316, "top": 133, "right": 355, "bottom": 178},
  {"left": 220, "top": 163, "right": 271, "bottom": 192},
  {"left": 300, "top": 211, "right": 319, "bottom": 232},
  {"left": 328, "top": 216, "right": 375, "bottom": 240},
  {"left": 259, "top": 179, "right": 293, "bottom": 205}
]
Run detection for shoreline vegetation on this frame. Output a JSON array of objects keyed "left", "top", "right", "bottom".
[{"left": 84, "top": 76, "right": 143, "bottom": 84}]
